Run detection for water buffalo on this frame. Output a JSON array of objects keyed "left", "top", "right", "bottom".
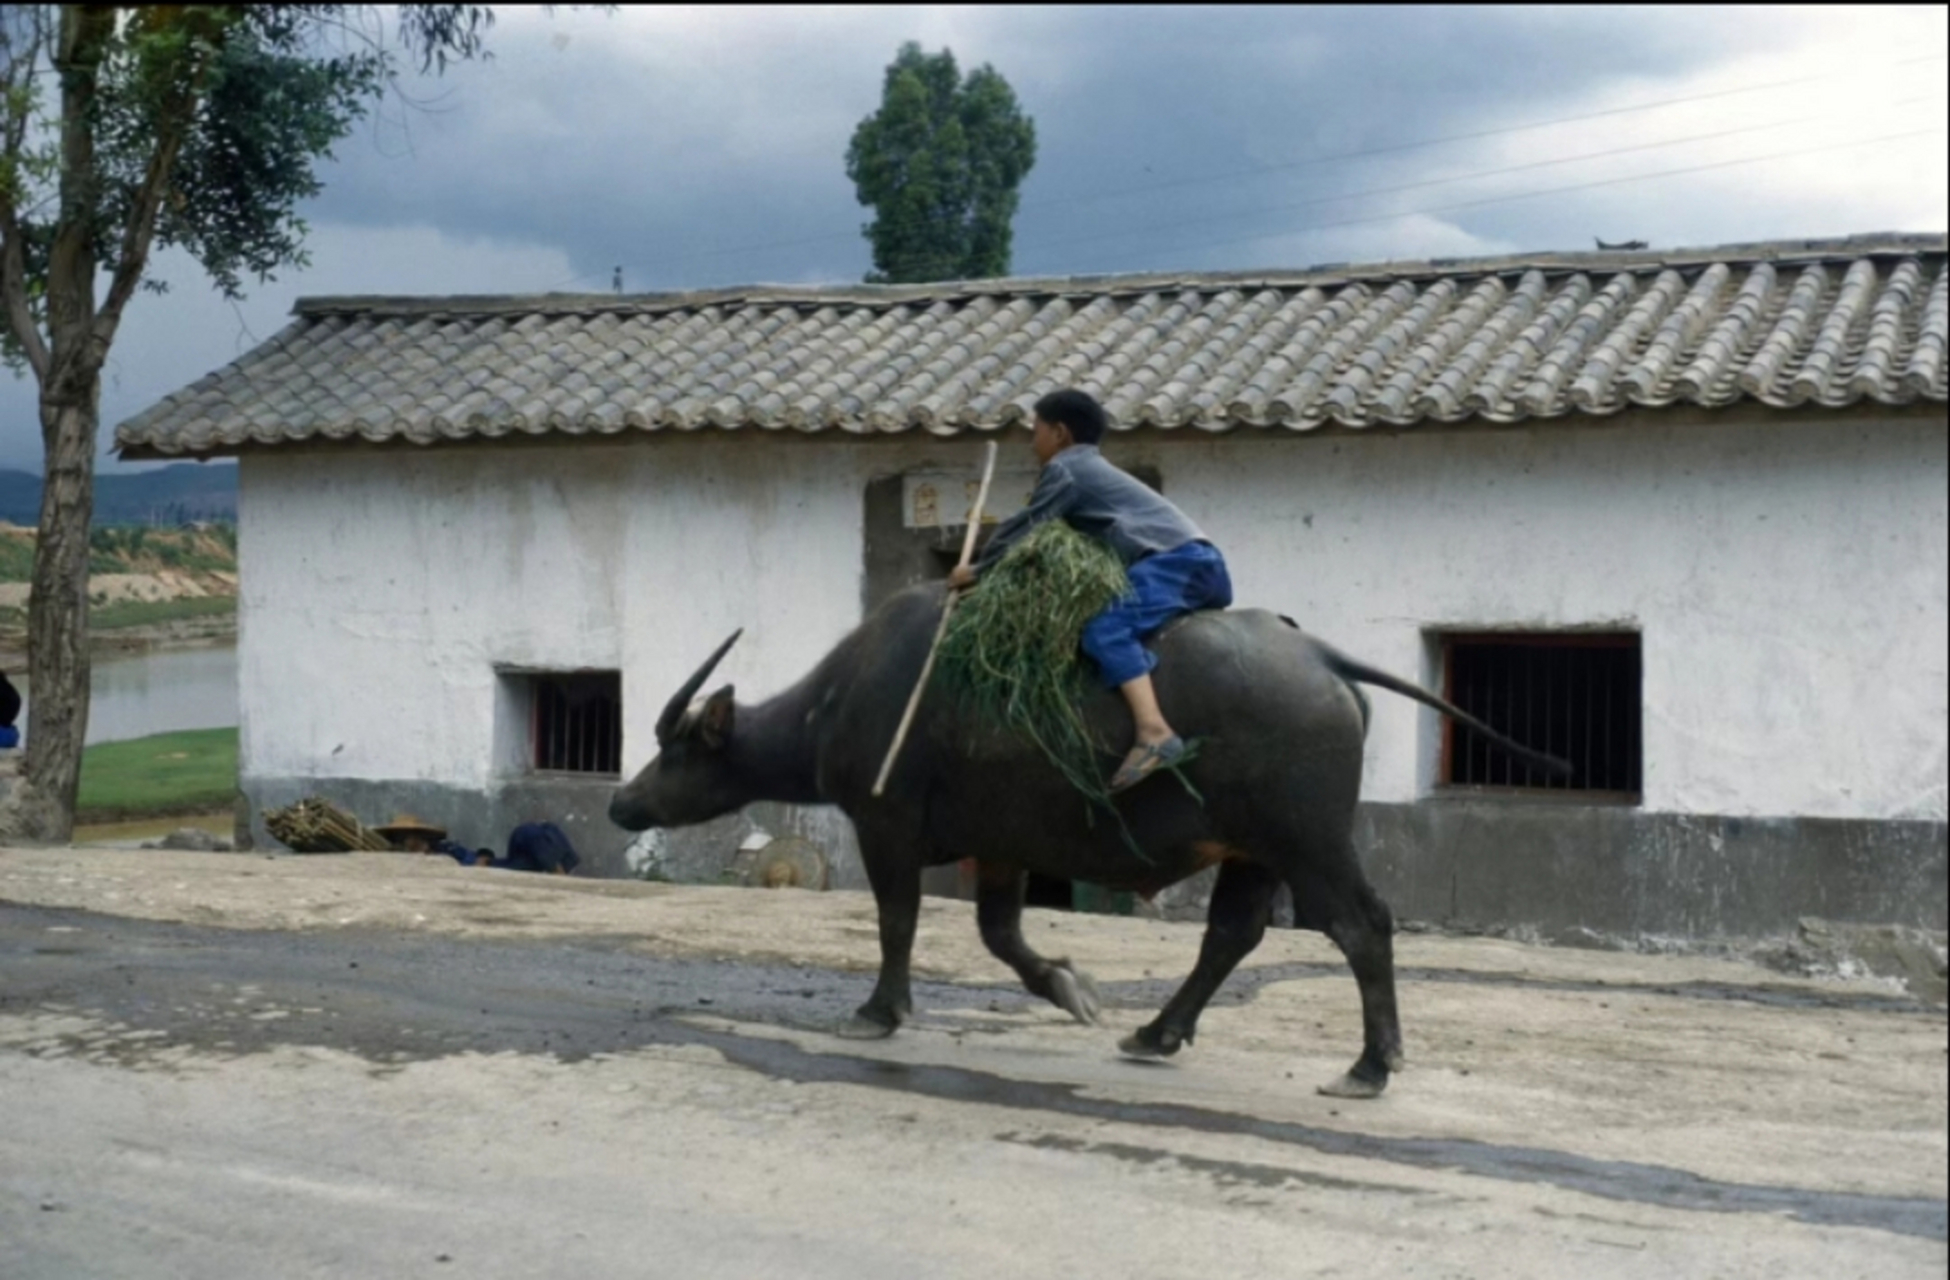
[{"left": 610, "top": 583, "right": 1563, "bottom": 1098}]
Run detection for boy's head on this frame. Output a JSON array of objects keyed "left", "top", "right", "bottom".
[{"left": 1031, "top": 389, "right": 1107, "bottom": 448}]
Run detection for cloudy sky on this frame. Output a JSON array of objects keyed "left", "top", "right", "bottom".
[{"left": 2, "top": 3, "right": 1944, "bottom": 473}]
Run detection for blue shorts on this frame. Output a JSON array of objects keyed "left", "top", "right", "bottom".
[{"left": 1080, "top": 541, "right": 1233, "bottom": 688}]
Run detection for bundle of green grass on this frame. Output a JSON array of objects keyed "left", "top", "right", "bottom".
[{"left": 935, "top": 520, "right": 1130, "bottom": 804}]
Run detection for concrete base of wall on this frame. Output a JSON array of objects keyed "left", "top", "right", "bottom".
[
  {"left": 245, "top": 775, "right": 638, "bottom": 879},
  {"left": 243, "top": 777, "right": 1946, "bottom": 940},
  {"left": 1357, "top": 800, "right": 1947, "bottom": 937},
  {"left": 242, "top": 776, "right": 867, "bottom": 887}
]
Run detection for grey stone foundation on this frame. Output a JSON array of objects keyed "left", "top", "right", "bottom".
[
  {"left": 1355, "top": 800, "right": 1947, "bottom": 937},
  {"left": 242, "top": 776, "right": 1945, "bottom": 940}
]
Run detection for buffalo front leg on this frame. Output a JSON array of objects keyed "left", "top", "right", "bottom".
[
  {"left": 975, "top": 861, "right": 1100, "bottom": 1024},
  {"left": 837, "top": 848, "right": 923, "bottom": 1040},
  {"left": 1120, "top": 859, "right": 1279, "bottom": 1059}
]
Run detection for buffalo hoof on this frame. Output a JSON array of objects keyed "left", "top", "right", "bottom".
[
  {"left": 1316, "top": 1069, "right": 1388, "bottom": 1100},
  {"left": 1116, "top": 1026, "right": 1184, "bottom": 1060},
  {"left": 1048, "top": 964, "right": 1102, "bottom": 1025},
  {"left": 835, "top": 1013, "right": 900, "bottom": 1040}
]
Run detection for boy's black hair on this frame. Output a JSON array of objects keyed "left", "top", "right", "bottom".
[{"left": 1033, "top": 388, "right": 1108, "bottom": 445}]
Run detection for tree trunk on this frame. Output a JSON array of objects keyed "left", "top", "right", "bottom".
[
  {"left": 0, "top": 6, "right": 115, "bottom": 842},
  {"left": 19, "top": 383, "right": 100, "bottom": 842}
]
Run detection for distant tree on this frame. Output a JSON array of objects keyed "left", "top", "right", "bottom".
[
  {"left": 845, "top": 42, "right": 1036, "bottom": 284},
  {"left": 0, "top": 6, "right": 584, "bottom": 841}
]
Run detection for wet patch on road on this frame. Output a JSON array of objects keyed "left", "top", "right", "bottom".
[
  {"left": 997, "top": 1130, "right": 1439, "bottom": 1198},
  {"left": 1102, "top": 961, "right": 1944, "bottom": 1017},
  {"left": 664, "top": 1018, "right": 1949, "bottom": 1243}
]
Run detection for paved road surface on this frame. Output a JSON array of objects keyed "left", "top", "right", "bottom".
[{"left": 1, "top": 848, "right": 1944, "bottom": 1279}]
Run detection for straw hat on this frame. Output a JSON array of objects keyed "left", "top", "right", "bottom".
[{"left": 373, "top": 813, "right": 447, "bottom": 843}]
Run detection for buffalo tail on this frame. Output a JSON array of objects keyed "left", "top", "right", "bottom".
[{"left": 1315, "top": 641, "right": 1575, "bottom": 779}]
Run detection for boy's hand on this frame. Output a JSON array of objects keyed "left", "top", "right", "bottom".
[{"left": 947, "top": 565, "right": 977, "bottom": 592}]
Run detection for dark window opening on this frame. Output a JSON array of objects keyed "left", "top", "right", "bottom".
[
  {"left": 1441, "top": 633, "right": 1641, "bottom": 796},
  {"left": 530, "top": 671, "right": 623, "bottom": 775}
]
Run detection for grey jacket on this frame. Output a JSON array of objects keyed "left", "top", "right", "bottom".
[{"left": 973, "top": 444, "right": 1208, "bottom": 574}]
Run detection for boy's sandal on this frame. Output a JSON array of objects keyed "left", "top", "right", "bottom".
[{"left": 1109, "top": 736, "right": 1186, "bottom": 793}]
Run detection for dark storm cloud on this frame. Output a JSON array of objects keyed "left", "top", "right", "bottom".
[{"left": 298, "top": 4, "right": 1808, "bottom": 289}]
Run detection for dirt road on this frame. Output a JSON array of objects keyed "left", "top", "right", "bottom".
[{"left": 1, "top": 846, "right": 1944, "bottom": 1279}]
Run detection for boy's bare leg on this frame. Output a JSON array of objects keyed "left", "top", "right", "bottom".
[
  {"left": 1110, "top": 673, "right": 1184, "bottom": 792},
  {"left": 1119, "top": 674, "right": 1176, "bottom": 747}
]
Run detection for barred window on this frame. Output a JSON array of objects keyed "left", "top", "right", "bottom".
[
  {"left": 527, "top": 671, "right": 623, "bottom": 775},
  {"left": 1440, "top": 633, "right": 1641, "bottom": 796}
]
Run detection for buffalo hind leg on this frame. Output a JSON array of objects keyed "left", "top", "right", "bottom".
[
  {"left": 837, "top": 849, "right": 922, "bottom": 1039},
  {"left": 1297, "top": 867, "right": 1403, "bottom": 1098},
  {"left": 1120, "top": 859, "right": 1279, "bottom": 1059},
  {"left": 975, "top": 861, "right": 1100, "bottom": 1024}
]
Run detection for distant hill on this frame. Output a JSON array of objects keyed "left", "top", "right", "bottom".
[{"left": 0, "top": 462, "right": 237, "bottom": 527}]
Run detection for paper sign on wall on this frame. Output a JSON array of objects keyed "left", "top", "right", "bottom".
[{"left": 901, "top": 470, "right": 1039, "bottom": 529}]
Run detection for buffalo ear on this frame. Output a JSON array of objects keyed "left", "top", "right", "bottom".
[{"left": 699, "top": 684, "right": 736, "bottom": 749}]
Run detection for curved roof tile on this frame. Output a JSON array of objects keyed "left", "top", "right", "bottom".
[{"left": 114, "top": 234, "right": 1948, "bottom": 458}]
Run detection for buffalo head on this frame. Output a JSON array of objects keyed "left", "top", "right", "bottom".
[{"left": 608, "top": 630, "right": 745, "bottom": 832}]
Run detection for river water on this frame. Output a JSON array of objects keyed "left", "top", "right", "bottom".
[{"left": 16, "top": 644, "right": 239, "bottom": 746}]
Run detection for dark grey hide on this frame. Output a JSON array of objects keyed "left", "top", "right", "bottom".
[{"left": 611, "top": 583, "right": 1563, "bottom": 1098}]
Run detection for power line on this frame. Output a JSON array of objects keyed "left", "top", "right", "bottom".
[
  {"left": 1052, "top": 126, "right": 1945, "bottom": 270},
  {"left": 1012, "top": 96, "right": 1938, "bottom": 259},
  {"left": 1056, "top": 54, "right": 1949, "bottom": 212},
  {"left": 544, "top": 53, "right": 1948, "bottom": 290}
]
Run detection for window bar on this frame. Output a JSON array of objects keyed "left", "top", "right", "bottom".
[
  {"left": 1599, "top": 650, "right": 1613, "bottom": 790},
  {"left": 1524, "top": 645, "right": 1538, "bottom": 789},
  {"left": 1582, "top": 647, "right": 1593, "bottom": 790},
  {"left": 573, "top": 695, "right": 585, "bottom": 773},
  {"left": 1544, "top": 651, "right": 1560, "bottom": 788},
  {"left": 1478, "top": 647, "right": 1493, "bottom": 785},
  {"left": 1500, "top": 646, "right": 1514, "bottom": 788},
  {"left": 1471, "top": 648, "right": 1487, "bottom": 785}
]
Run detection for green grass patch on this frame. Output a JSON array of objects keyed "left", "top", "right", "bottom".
[
  {"left": 88, "top": 595, "right": 236, "bottom": 630},
  {"left": 0, "top": 536, "right": 34, "bottom": 582},
  {"left": 77, "top": 726, "right": 239, "bottom": 822}
]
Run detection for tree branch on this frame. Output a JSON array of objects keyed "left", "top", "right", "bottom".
[
  {"left": 43, "top": 5, "right": 113, "bottom": 396},
  {"left": 1, "top": 4, "right": 52, "bottom": 376},
  {"left": 0, "top": 193, "right": 50, "bottom": 378},
  {"left": 96, "top": 107, "right": 189, "bottom": 337}
]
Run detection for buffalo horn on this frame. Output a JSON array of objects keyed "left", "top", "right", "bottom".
[{"left": 656, "top": 629, "right": 744, "bottom": 745}]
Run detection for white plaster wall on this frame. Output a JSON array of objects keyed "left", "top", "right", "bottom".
[
  {"left": 238, "top": 435, "right": 1020, "bottom": 793},
  {"left": 1128, "top": 413, "right": 1948, "bottom": 821},
  {"left": 239, "top": 413, "right": 1947, "bottom": 823},
  {"left": 238, "top": 447, "right": 629, "bottom": 785}
]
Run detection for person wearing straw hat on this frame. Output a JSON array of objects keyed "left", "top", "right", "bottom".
[{"left": 373, "top": 814, "right": 492, "bottom": 866}]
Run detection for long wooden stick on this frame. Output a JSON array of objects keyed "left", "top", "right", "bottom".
[{"left": 873, "top": 440, "right": 1000, "bottom": 797}]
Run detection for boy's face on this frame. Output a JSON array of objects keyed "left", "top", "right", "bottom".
[{"left": 1031, "top": 415, "right": 1073, "bottom": 464}]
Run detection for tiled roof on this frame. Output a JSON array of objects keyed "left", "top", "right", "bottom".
[{"left": 116, "top": 234, "right": 1948, "bottom": 458}]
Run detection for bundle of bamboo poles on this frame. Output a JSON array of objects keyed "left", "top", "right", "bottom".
[{"left": 264, "top": 797, "right": 393, "bottom": 853}]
